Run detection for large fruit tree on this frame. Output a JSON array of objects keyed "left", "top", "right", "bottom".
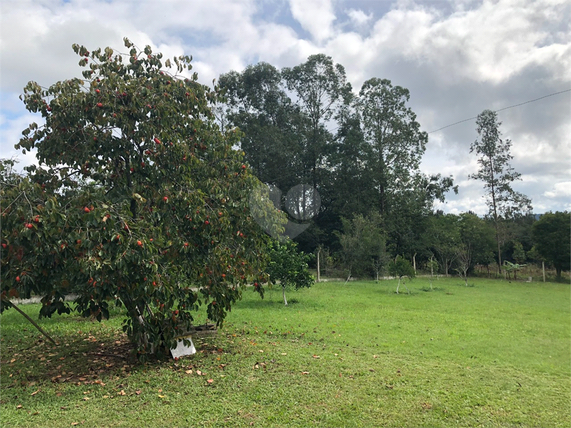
[{"left": 0, "top": 38, "right": 284, "bottom": 358}]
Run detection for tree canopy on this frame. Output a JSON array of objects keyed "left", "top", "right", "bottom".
[
  {"left": 219, "top": 57, "right": 456, "bottom": 258},
  {"left": 1, "top": 38, "right": 285, "bottom": 358},
  {"left": 470, "top": 110, "right": 532, "bottom": 272},
  {"left": 532, "top": 211, "right": 570, "bottom": 280}
]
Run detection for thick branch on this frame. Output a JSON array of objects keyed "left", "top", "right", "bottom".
[{"left": 4, "top": 300, "right": 57, "bottom": 346}]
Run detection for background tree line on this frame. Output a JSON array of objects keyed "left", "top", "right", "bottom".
[{"left": 218, "top": 56, "right": 569, "bottom": 281}]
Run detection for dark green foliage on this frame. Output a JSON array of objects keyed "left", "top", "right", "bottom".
[
  {"left": 426, "top": 214, "right": 460, "bottom": 276},
  {"left": 388, "top": 256, "right": 416, "bottom": 279},
  {"left": 219, "top": 63, "right": 306, "bottom": 192},
  {"left": 1, "top": 38, "right": 285, "bottom": 358},
  {"left": 457, "top": 212, "right": 496, "bottom": 270},
  {"left": 532, "top": 211, "right": 570, "bottom": 280},
  {"left": 337, "top": 212, "right": 388, "bottom": 280},
  {"left": 512, "top": 241, "right": 527, "bottom": 265},
  {"left": 388, "top": 255, "right": 415, "bottom": 294},
  {"left": 358, "top": 78, "right": 427, "bottom": 215},
  {"left": 265, "top": 240, "right": 314, "bottom": 305},
  {"left": 219, "top": 57, "right": 456, "bottom": 259}
]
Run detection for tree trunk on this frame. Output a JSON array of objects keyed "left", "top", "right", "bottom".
[
  {"left": 413, "top": 253, "right": 417, "bottom": 274},
  {"left": 489, "top": 158, "right": 502, "bottom": 274},
  {"left": 496, "top": 235, "right": 502, "bottom": 275},
  {"left": 316, "top": 248, "right": 321, "bottom": 283},
  {"left": 402, "top": 279, "right": 410, "bottom": 294},
  {"left": 282, "top": 286, "right": 288, "bottom": 306},
  {"left": 542, "top": 261, "right": 546, "bottom": 282},
  {"left": 6, "top": 301, "right": 57, "bottom": 345},
  {"left": 344, "top": 270, "right": 352, "bottom": 284}
]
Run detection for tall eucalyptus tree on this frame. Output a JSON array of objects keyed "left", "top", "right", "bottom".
[
  {"left": 357, "top": 78, "right": 456, "bottom": 258},
  {"left": 357, "top": 78, "right": 428, "bottom": 215},
  {"left": 470, "top": 110, "right": 532, "bottom": 273},
  {"left": 281, "top": 54, "right": 353, "bottom": 189}
]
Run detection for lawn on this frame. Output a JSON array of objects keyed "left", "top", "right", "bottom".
[{"left": 1, "top": 277, "right": 569, "bottom": 427}]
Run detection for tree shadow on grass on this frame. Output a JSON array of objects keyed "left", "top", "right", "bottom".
[
  {"left": 2, "top": 330, "right": 141, "bottom": 388},
  {"left": 234, "top": 298, "right": 303, "bottom": 310},
  {"left": 419, "top": 286, "right": 447, "bottom": 292}
]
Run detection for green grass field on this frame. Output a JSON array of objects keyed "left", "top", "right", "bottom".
[{"left": 1, "top": 277, "right": 569, "bottom": 427}]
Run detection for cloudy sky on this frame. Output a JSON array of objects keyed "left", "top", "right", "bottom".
[{"left": 1, "top": 0, "right": 569, "bottom": 214}]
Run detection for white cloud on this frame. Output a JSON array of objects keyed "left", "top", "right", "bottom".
[
  {"left": 0, "top": 111, "right": 41, "bottom": 168},
  {"left": 544, "top": 182, "right": 571, "bottom": 198},
  {"left": 289, "top": 0, "right": 336, "bottom": 43},
  {"left": 347, "top": 9, "right": 372, "bottom": 26}
]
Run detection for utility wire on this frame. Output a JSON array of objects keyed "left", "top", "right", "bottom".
[{"left": 428, "top": 88, "right": 571, "bottom": 134}]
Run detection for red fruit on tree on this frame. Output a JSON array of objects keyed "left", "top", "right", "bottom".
[
  {"left": 137, "top": 240, "right": 142, "bottom": 246},
  {"left": 16, "top": 276, "right": 21, "bottom": 282},
  {"left": 26, "top": 223, "right": 33, "bottom": 229},
  {"left": 163, "top": 196, "right": 168, "bottom": 201},
  {"left": 84, "top": 207, "right": 90, "bottom": 213},
  {"left": 95, "top": 89, "right": 100, "bottom": 94},
  {"left": 184, "top": 242, "right": 189, "bottom": 247},
  {"left": 97, "top": 102, "right": 103, "bottom": 108},
  {"left": 1, "top": 243, "right": 6, "bottom": 249},
  {"left": 154, "top": 137, "right": 161, "bottom": 145}
]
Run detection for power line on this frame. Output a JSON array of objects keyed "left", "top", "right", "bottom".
[{"left": 428, "top": 88, "right": 571, "bottom": 134}]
